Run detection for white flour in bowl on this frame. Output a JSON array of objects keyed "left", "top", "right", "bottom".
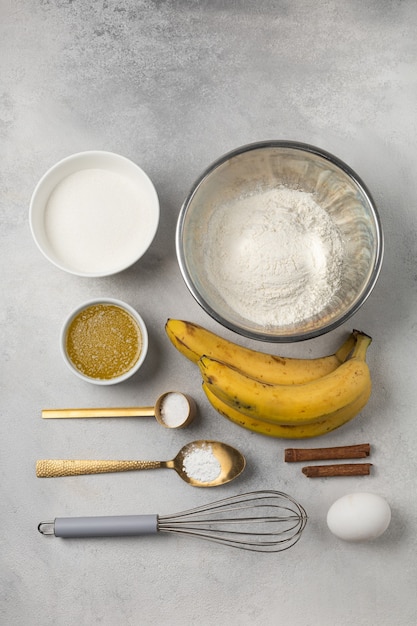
[{"left": 204, "top": 187, "right": 345, "bottom": 327}]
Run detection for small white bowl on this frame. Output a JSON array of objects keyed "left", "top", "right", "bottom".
[
  {"left": 29, "top": 151, "right": 159, "bottom": 277},
  {"left": 60, "top": 298, "right": 149, "bottom": 385}
]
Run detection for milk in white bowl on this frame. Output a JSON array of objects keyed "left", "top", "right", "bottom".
[{"left": 29, "top": 151, "right": 160, "bottom": 277}]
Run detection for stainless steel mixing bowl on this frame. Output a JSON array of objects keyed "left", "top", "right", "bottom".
[{"left": 176, "top": 141, "right": 383, "bottom": 342}]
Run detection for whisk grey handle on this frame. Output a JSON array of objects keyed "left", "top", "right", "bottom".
[{"left": 39, "top": 515, "right": 158, "bottom": 538}]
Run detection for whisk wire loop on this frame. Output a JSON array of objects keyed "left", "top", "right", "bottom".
[{"left": 158, "top": 490, "right": 307, "bottom": 553}]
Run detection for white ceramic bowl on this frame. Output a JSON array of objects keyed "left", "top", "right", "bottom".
[
  {"left": 60, "top": 298, "right": 149, "bottom": 385},
  {"left": 29, "top": 151, "right": 159, "bottom": 277},
  {"left": 177, "top": 141, "right": 383, "bottom": 342}
]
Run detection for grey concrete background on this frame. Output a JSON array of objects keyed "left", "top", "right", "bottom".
[{"left": 1, "top": 1, "right": 417, "bottom": 625}]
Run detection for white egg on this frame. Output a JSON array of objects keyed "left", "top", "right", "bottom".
[{"left": 326, "top": 492, "right": 391, "bottom": 542}]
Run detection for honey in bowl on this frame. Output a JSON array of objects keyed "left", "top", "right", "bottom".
[{"left": 65, "top": 303, "right": 143, "bottom": 380}]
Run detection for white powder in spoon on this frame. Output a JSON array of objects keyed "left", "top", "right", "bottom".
[
  {"left": 182, "top": 443, "right": 221, "bottom": 483},
  {"left": 204, "top": 187, "right": 345, "bottom": 327},
  {"left": 44, "top": 168, "right": 151, "bottom": 274},
  {"left": 159, "top": 392, "right": 190, "bottom": 428}
]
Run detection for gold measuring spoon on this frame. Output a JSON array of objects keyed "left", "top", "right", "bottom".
[
  {"left": 42, "top": 391, "right": 196, "bottom": 429},
  {"left": 36, "top": 440, "right": 246, "bottom": 487}
]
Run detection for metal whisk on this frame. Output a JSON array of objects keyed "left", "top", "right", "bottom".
[{"left": 38, "top": 490, "right": 307, "bottom": 553}]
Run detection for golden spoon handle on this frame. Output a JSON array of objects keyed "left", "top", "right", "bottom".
[
  {"left": 42, "top": 407, "right": 155, "bottom": 418},
  {"left": 36, "top": 459, "right": 163, "bottom": 477}
]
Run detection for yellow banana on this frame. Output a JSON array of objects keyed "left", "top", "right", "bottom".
[
  {"left": 165, "top": 319, "right": 358, "bottom": 384},
  {"left": 202, "top": 383, "right": 371, "bottom": 439},
  {"left": 198, "top": 331, "right": 372, "bottom": 426}
]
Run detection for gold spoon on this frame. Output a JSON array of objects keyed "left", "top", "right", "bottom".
[
  {"left": 36, "top": 440, "right": 246, "bottom": 487},
  {"left": 41, "top": 391, "right": 196, "bottom": 429}
]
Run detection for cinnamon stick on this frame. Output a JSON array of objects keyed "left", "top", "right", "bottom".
[
  {"left": 302, "top": 463, "right": 372, "bottom": 478},
  {"left": 285, "top": 443, "right": 370, "bottom": 463}
]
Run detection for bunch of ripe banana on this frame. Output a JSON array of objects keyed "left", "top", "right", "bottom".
[{"left": 165, "top": 319, "right": 373, "bottom": 439}]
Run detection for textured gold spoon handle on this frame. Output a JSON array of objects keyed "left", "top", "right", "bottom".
[{"left": 36, "top": 459, "right": 163, "bottom": 477}]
